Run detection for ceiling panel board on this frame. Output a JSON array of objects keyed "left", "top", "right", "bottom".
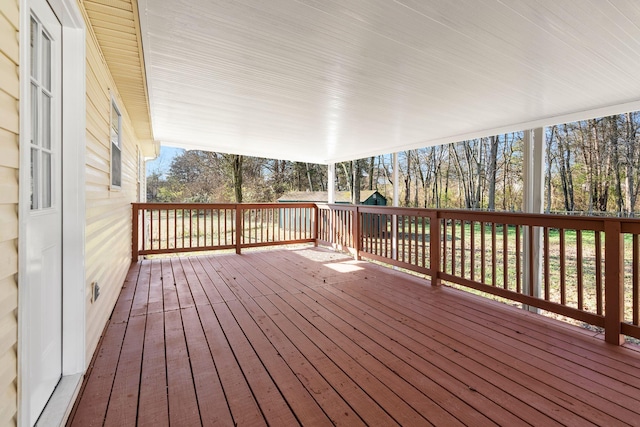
[
  {"left": 138, "top": 0, "right": 640, "bottom": 163},
  {"left": 84, "top": 0, "right": 154, "bottom": 148},
  {"left": 84, "top": 2, "right": 133, "bottom": 19}
]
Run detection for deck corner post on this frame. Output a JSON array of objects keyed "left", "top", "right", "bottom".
[
  {"left": 604, "top": 220, "right": 625, "bottom": 345},
  {"left": 235, "top": 205, "right": 242, "bottom": 254},
  {"left": 132, "top": 203, "right": 139, "bottom": 262},
  {"left": 352, "top": 206, "right": 361, "bottom": 260},
  {"left": 522, "top": 128, "right": 544, "bottom": 311},
  {"left": 430, "top": 212, "right": 441, "bottom": 286},
  {"left": 313, "top": 204, "right": 319, "bottom": 247}
]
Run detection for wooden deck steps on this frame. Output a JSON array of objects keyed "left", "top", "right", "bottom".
[{"left": 68, "top": 247, "right": 640, "bottom": 426}]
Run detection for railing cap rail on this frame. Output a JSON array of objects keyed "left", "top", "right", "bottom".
[{"left": 133, "top": 202, "right": 317, "bottom": 209}]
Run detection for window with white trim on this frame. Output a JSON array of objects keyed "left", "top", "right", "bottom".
[
  {"left": 137, "top": 146, "right": 144, "bottom": 201},
  {"left": 110, "top": 100, "right": 122, "bottom": 188}
]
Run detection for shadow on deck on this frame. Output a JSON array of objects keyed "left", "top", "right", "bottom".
[{"left": 68, "top": 247, "right": 640, "bottom": 426}]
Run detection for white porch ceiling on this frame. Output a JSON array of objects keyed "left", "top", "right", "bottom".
[{"left": 138, "top": 0, "right": 640, "bottom": 164}]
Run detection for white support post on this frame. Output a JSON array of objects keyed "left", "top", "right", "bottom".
[
  {"left": 522, "top": 128, "right": 544, "bottom": 310},
  {"left": 327, "top": 163, "right": 336, "bottom": 248},
  {"left": 392, "top": 153, "right": 399, "bottom": 261},
  {"left": 327, "top": 163, "right": 336, "bottom": 204}
]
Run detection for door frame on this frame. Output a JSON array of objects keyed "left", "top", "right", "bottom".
[{"left": 18, "top": 0, "right": 86, "bottom": 424}]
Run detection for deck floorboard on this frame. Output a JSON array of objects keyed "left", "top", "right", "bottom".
[{"left": 68, "top": 247, "right": 640, "bottom": 426}]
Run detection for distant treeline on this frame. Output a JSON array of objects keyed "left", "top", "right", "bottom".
[{"left": 147, "top": 112, "right": 640, "bottom": 215}]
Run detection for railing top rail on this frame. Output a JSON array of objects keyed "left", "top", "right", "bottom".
[
  {"left": 317, "top": 204, "right": 640, "bottom": 229},
  {"left": 239, "top": 202, "right": 317, "bottom": 209},
  {"left": 133, "top": 202, "right": 238, "bottom": 209},
  {"left": 315, "top": 203, "right": 358, "bottom": 212},
  {"left": 133, "top": 202, "right": 317, "bottom": 210}
]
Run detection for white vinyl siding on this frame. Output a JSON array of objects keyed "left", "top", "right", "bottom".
[
  {"left": 84, "top": 16, "right": 144, "bottom": 363},
  {"left": 0, "top": 0, "right": 20, "bottom": 425}
]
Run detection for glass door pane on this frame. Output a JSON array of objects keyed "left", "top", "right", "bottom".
[{"left": 30, "top": 17, "right": 55, "bottom": 210}]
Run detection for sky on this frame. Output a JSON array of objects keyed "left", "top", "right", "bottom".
[{"left": 146, "top": 146, "right": 184, "bottom": 178}]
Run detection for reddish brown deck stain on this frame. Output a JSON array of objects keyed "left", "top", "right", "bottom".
[{"left": 69, "top": 248, "right": 640, "bottom": 426}]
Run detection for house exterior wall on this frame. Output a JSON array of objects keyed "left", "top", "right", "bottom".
[
  {"left": 0, "top": 0, "right": 19, "bottom": 424},
  {"left": 0, "top": 0, "right": 146, "bottom": 422},
  {"left": 82, "top": 6, "right": 145, "bottom": 362}
]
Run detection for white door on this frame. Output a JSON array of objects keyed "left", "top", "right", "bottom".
[{"left": 26, "top": 0, "right": 62, "bottom": 424}]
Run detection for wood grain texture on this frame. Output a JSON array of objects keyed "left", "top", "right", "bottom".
[{"left": 69, "top": 248, "right": 640, "bottom": 426}]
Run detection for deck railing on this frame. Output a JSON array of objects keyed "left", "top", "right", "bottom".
[
  {"left": 317, "top": 204, "right": 640, "bottom": 346},
  {"left": 132, "top": 203, "right": 317, "bottom": 259},
  {"left": 132, "top": 202, "right": 640, "bottom": 345}
]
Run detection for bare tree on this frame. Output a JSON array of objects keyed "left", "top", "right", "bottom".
[
  {"left": 227, "top": 154, "right": 243, "bottom": 203},
  {"left": 450, "top": 140, "right": 484, "bottom": 209},
  {"left": 608, "top": 116, "right": 624, "bottom": 214},
  {"left": 558, "top": 125, "right": 575, "bottom": 212},
  {"left": 545, "top": 127, "right": 556, "bottom": 213},
  {"left": 352, "top": 159, "right": 363, "bottom": 204},
  {"left": 404, "top": 151, "right": 411, "bottom": 206},
  {"left": 368, "top": 156, "right": 375, "bottom": 190},
  {"left": 623, "top": 112, "right": 640, "bottom": 215},
  {"left": 487, "top": 135, "right": 499, "bottom": 211}
]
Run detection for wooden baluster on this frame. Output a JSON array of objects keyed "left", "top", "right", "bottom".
[
  {"left": 451, "top": 219, "right": 456, "bottom": 275},
  {"left": 429, "top": 213, "right": 441, "bottom": 285},
  {"left": 470, "top": 221, "right": 475, "bottom": 281},
  {"left": 442, "top": 219, "right": 448, "bottom": 274},
  {"left": 481, "top": 222, "right": 486, "bottom": 283},
  {"left": 461, "top": 220, "right": 466, "bottom": 278},
  {"left": 491, "top": 223, "right": 497, "bottom": 286},
  {"left": 543, "top": 227, "right": 549, "bottom": 301},
  {"left": 577, "top": 230, "right": 583, "bottom": 310},
  {"left": 528, "top": 225, "right": 534, "bottom": 296},
  {"left": 595, "top": 231, "right": 602, "bottom": 315},
  {"left": 559, "top": 229, "right": 566, "bottom": 305},
  {"left": 503, "top": 223, "right": 508, "bottom": 290},
  {"left": 634, "top": 234, "right": 639, "bottom": 326},
  {"left": 235, "top": 206, "right": 242, "bottom": 254},
  {"left": 408, "top": 216, "right": 413, "bottom": 265},
  {"left": 516, "top": 225, "right": 521, "bottom": 294},
  {"left": 421, "top": 217, "right": 426, "bottom": 268}
]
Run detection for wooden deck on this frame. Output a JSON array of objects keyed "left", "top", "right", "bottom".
[{"left": 68, "top": 247, "right": 640, "bottom": 426}]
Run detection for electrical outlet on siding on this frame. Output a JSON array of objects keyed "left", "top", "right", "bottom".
[{"left": 91, "top": 282, "right": 100, "bottom": 303}]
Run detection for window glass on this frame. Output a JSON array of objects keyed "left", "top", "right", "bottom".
[
  {"left": 42, "top": 33, "right": 51, "bottom": 91},
  {"left": 42, "top": 94, "right": 50, "bottom": 149},
  {"left": 31, "top": 83, "right": 38, "bottom": 146},
  {"left": 42, "top": 152, "right": 51, "bottom": 208},
  {"left": 30, "top": 18, "right": 37, "bottom": 79},
  {"left": 111, "top": 101, "right": 122, "bottom": 188},
  {"left": 31, "top": 147, "right": 39, "bottom": 210}
]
